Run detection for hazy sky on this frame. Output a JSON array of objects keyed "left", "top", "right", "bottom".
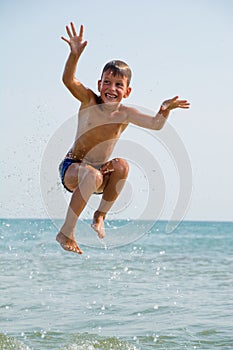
[{"left": 1, "top": 0, "right": 233, "bottom": 222}]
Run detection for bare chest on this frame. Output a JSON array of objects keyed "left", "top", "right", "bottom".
[{"left": 77, "top": 106, "right": 124, "bottom": 141}]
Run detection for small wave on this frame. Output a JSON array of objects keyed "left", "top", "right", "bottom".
[
  {"left": 60, "top": 333, "right": 139, "bottom": 350},
  {"left": 0, "top": 333, "right": 31, "bottom": 350}
]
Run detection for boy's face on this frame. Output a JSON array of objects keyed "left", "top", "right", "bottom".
[{"left": 98, "top": 70, "right": 131, "bottom": 104}]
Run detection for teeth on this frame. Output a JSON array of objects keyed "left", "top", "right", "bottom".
[{"left": 106, "top": 93, "right": 117, "bottom": 98}]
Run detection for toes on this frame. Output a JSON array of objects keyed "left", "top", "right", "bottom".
[
  {"left": 56, "top": 232, "right": 83, "bottom": 254},
  {"left": 74, "top": 246, "right": 83, "bottom": 254},
  {"left": 98, "top": 232, "right": 105, "bottom": 239},
  {"left": 91, "top": 224, "right": 105, "bottom": 239},
  {"left": 60, "top": 243, "right": 83, "bottom": 254}
]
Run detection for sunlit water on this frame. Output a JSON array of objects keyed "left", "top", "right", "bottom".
[{"left": 0, "top": 219, "right": 232, "bottom": 350}]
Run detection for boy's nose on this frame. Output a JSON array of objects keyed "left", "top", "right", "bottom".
[{"left": 109, "top": 83, "right": 116, "bottom": 91}]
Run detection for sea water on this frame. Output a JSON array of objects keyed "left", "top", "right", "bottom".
[{"left": 0, "top": 219, "right": 232, "bottom": 350}]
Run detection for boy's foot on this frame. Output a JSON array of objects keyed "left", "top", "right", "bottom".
[
  {"left": 56, "top": 232, "right": 83, "bottom": 254},
  {"left": 91, "top": 212, "right": 105, "bottom": 239}
]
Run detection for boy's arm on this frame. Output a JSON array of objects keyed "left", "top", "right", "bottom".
[
  {"left": 61, "top": 22, "right": 94, "bottom": 104},
  {"left": 124, "top": 96, "right": 190, "bottom": 130}
]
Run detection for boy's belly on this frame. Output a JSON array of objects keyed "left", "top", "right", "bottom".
[{"left": 67, "top": 138, "right": 118, "bottom": 166}]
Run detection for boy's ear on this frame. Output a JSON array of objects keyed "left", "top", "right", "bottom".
[
  {"left": 97, "top": 80, "right": 101, "bottom": 92},
  {"left": 124, "top": 87, "right": 132, "bottom": 98}
]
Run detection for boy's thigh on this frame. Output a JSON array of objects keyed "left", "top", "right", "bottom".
[
  {"left": 64, "top": 163, "right": 82, "bottom": 191},
  {"left": 100, "top": 158, "right": 129, "bottom": 176},
  {"left": 64, "top": 163, "right": 102, "bottom": 191}
]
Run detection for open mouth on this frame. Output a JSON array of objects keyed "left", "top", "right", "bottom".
[{"left": 105, "top": 93, "right": 118, "bottom": 100}]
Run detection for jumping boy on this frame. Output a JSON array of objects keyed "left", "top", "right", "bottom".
[{"left": 56, "top": 21, "right": 190, "bottom": 254}]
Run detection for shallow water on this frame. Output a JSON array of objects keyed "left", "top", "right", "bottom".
[{"left": 0, "top": 219, "right": 233, "bottom": 349}]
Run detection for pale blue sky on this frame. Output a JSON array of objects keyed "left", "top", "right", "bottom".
[{"left": 1, "top": 0, "right": 233, "bottom": 221}]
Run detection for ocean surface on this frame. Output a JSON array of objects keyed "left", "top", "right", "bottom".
[{"left": 0, "top": 219, "right": 232, "bottom": 350}]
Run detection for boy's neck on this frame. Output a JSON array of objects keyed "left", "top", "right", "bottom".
[{"left": 97, "top": 96, "right": 121, "bottom": 112}]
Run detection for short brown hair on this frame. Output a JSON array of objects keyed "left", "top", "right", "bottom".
[{"left": 101, "top": 60, "right": 132, "bottom": 86}]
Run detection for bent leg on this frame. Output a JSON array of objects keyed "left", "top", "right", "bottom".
[
  {"left": 57, "top": 164, "right": 104, "bottom": 253},
  {"left": 91, "top": 158, "right": 129, "bottom": 238}
]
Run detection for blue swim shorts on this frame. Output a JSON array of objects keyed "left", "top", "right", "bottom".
[
  {"left": 59, "top": 158, "right": 82, "bottom": 193},
  {"left": 59, "top": 158, "right": 104, "bottom": 194}
]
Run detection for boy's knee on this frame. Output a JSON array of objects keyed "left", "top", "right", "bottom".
[
  {"left": 113, "top": 158, "right": 129, "bottom": 177},
  {"left": 95, "top": 170, "right": 104, "bottom": 188},
  {"left": 87, "top": 167, "right": 103, "bottom": 188}
]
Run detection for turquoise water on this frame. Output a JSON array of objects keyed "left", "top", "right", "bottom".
[{"left": 0, "top": 219, "right": 232, "bottom": 350}]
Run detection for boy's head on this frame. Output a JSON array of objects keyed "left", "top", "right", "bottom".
[
  {"left": 98, "top": 60, "right": 132, "bottom": 103},
  {"left": 101, "top": 60, "right": 132, "bottom": 87}
]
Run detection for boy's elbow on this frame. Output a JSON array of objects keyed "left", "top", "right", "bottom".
[
  {"left": 62, "top": 75, "right": 69, "bottom": 87},
  {"left": 152, "top": 122, "right": 163, "bottom": 131},
  {"left": 62, "top": 70, "right": 74, "bottom": 86},
  {"left": 157, "top": 124, "right": 164, "bottom": 131},
  {"left": 62, "top": 77, "right": 75, "bottom": 92},
  {"left": 62, "top": 75, "right": 80, "bottom": 91}
]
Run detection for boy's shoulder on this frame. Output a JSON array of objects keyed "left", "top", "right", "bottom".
[{"left": 80, "top": 89, "right": 100, "bottom": 108}]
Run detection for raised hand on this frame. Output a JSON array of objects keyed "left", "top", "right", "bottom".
[
  {"left": 160, "top": 96, "right": 190, "bottom": 112},
  {"left": 61, "top": 22, "right": 87, "bottom": 56}
]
